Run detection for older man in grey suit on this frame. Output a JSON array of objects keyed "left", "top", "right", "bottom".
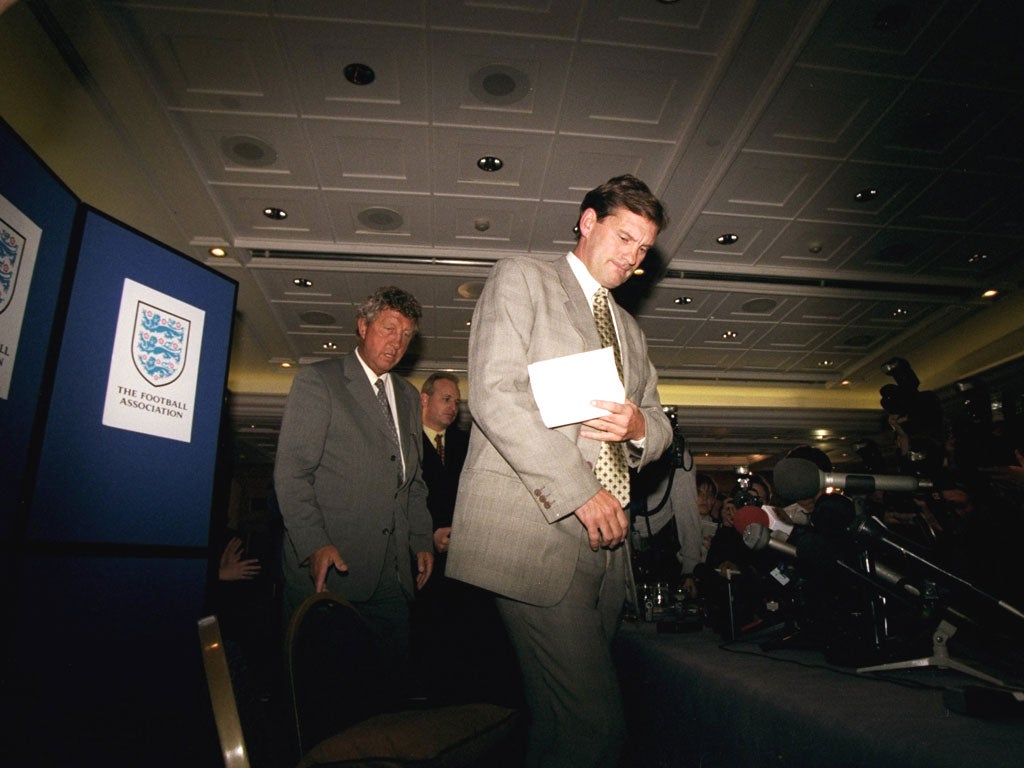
[
  {"left": 274, "top": 286, "right": 434, "bottom": 690},
  {"left": 447, "top": 175, "right": 673, "bottom": 767}
]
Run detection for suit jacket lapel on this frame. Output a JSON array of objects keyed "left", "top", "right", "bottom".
[
  {"left": 554, "top": 257, "right": 601, "bottom": 350},
  {"left": 393, "top": 383, "right": 418, "bottom": 467},
  {"left": 554, "top": 257, "right": 636, "bottom": 388},
  {"left": 342, "top": 353, "right": 396, "bottom": 445}
]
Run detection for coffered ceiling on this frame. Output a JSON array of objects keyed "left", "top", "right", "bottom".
[{"left": 2, "top": 0, "right": 1022, "bottom": 469}]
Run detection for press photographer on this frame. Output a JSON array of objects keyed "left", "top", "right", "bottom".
[
  {"left": 879, "top": 356, "right": 945, "bottom": 478},
  {"left": 628, "top": 408, "right": 701, "bottom": 602}
]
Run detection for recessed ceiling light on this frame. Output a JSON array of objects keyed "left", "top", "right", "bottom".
[
  {"left": 473, "top": 218, "right": 491, "bottom": 232},
  {"left": 854, "top": 188, "right": 879, "bottom": 202},
  {"left": 633, "top": 268, "right": 645, "bottom": 276},
  {"left": 263, "top": 206, "right": 287, "bottom": 220},
  {"left": 722, "top": 330, "right": 737, "bottom": 340},
  {"left": 673, "top": 296, "right": 693, "bottom": 305},
  {"left": 280, "top": 362, "right": 292, "bottom": 368},
  {"left": 322, "top": 341, "right": 338, "bottom": 351},
  {"left": 292, "top": 278, "right": 313, "bottom": 287},
  {"left": 716, "top": 233, "right": 738, "bottom": 245},
  {"left": 968, "top": 252, "right": 989, "bottom": 265},
  {"left": 344, "top": 63, "right": 375, "bottom": 85},
  {"left": 477, "top": 156, "right": 503, "bottom": 172},
  {"left": 817, "top": 360, "right": 835, "bottom": 368},
  {"left": 807, "top": 242, "right": 823, "bottom": 254},
  {"left": 209, "top": 247, "right": 226, "bottom": 257},
  {"left": 982, "top": 289, "right": 999, "bottom": 298},
  {"left": 891, "top": 307, "right": 908, "bottom": 319}
]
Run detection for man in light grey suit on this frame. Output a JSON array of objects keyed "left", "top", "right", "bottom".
[
  {"left": 447, "top": 176, "right": 673, "bottom": 767},
  {"left": 274, "top": 286, "right": 434, "bottom": 690}
]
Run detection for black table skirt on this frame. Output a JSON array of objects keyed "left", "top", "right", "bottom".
[{"left": 614, "top": 621, "right": 1024, "bottom": 768}]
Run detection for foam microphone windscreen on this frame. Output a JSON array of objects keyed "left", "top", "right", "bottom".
[
  {"left": 773, "top": 457, "right": 823, "bottom": 500},
  {"left": 733, "top": 505, "right": 770, "bottom": 533}
]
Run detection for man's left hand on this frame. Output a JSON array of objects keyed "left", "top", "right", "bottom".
[
  {"left": 433, "top": 527, "right": 452, "bottom": 553},
  {"left": 581, "top": 398, "right": 645, "bottom": 442},
  {"left": 415, "top": 551, "right": 434, "bottom": 590}
]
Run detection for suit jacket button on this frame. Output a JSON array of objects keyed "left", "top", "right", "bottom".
[
  {"left": 544, "top": 502, "right": 551, "bottom": 509},
  {"left": 534, "top": 489, "right": 542, "bottom": 497}
]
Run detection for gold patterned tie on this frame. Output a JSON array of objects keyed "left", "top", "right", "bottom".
[{"left": 592, "top": 287, "right": 630, "bottom": 508}]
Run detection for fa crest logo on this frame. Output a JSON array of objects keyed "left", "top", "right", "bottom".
[
  {"left": 133, "top": 302, "right": 191, "bottom": 386},
  {"left": 0, "top": 219, "right": 26, "bottom": 315}
]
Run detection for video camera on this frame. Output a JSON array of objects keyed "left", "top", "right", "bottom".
[
  {"left": 879, "top": 357, "right": 944, "bottom": 467},
  {"left": 663, "top": 406, "right": 690, "bottom": 471},
  {"left": 731, "top": 465, "right": 762, "bottom": 508}
]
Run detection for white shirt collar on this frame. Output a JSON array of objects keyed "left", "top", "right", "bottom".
[
  {"left": 354, "top": 347, "right": 387, "bottom": 389},
  {"left": 566, "top": 251, "right": 602, "bottom": 303}
]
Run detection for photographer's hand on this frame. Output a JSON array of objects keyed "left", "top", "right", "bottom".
[{"left": 888, "top": 413, "right": 911, "bottom": 454}]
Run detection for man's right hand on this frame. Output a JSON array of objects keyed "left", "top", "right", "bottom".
[
  {"left": 309, "top": 544, "right": 348, "bottom": 592},
  {"left": 574, "top": 489, "right": 628, "bottom": 551}
]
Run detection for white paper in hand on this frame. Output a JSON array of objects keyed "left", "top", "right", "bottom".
[{"left": 527, "top": 346, "right": 625, "bottom": 428}]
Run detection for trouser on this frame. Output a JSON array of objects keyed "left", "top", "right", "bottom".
[
  {"left": 352, "top": 531, "right": 412, "bottom": 700},
  {"left": 497, "top": 536, "right": 626, "bottom": 768}
]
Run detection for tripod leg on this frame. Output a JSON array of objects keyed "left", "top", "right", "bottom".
[{"left": 857, "top": 620, "right": 1006, "bottom": 687}]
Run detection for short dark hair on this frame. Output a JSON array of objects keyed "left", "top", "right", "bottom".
[
  {"left": 695, "top": 472, "right": 717, "bottom": 495},
  {"left": 786, "top": 445, "right": 832, "bottom": 473},
  {"left": 356, "top": 286, "right": 422, "bottom": 328},
  {"left": 574, "top": 174, "right": 668, "bottom": 239},
  {"left": 421, "top": 371, "right": 460, "bottom": 395}
]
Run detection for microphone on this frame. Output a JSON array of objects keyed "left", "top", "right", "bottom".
[
  {"left": 742, "top": 523, "right": 796, "bottom": 558},
  {"left": 744, "top": 522, "right": 923, "bottom": 599},
  {"left": 850, "top": 515, "right": 1024, "bottom": 623},
  {"left": 774, "top": 457, "right": 933, "bottom": 499},
  {"left": 733, "top": 505, "right": 794, "bottom": 539}
]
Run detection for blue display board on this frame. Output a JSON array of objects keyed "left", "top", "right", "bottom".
[
  {"left": 1, "top": 121, "right": 238, "bottom": 765},
  {"left": 0, "top": 118, "right": 79, "bottom": 540},
  {"left": 29, "top": 209, "right": 237, "bottom": 547}
]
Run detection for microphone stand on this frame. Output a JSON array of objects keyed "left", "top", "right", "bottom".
[
  {"left": 853, "top": 515, "right": 1024, "bottom": 625},
  {"left": 858, "top": 547, "right": 892, "bottom": 659},
  {"left": 841, "top": 516, "right": 1018, "bottom": 686},
  {"left": 857, "top": 618, "right": 1006, "bottom": 687}
]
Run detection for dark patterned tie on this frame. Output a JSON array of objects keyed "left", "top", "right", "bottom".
[
  {"left": 592, "top": 287, "right": 630, "bottom": 507},
  {"left": 375, "top": 378, "right": 400, "bottom": 449},
  {"left": 434, "top": 432, "right": 445, "bottom": 465},
  {"left": 375, "top": 378, "right": 402, "bottom": 485}
]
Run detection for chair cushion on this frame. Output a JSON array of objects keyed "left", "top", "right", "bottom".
[{"left": 296, "top": 702, "right": 518, "bottom": 768}]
